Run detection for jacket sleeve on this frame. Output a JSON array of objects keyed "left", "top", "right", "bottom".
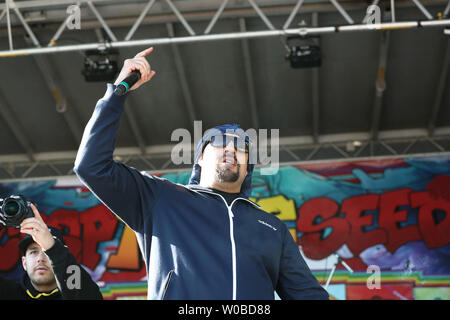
[
  {"left": 44, "top": 238, "right": 103, "bottom": 300},
  {"left": 73, "top": 84, "right": 163, "bottom": 233},
  {"left": 276, "top": 224, "right": 330, "bottom": 300}
]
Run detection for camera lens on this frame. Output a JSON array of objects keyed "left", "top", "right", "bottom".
[
  {"left": 0, "top": 196, "right": 33, "bottom": 228},
  {"left": 3, "top": 200, "right": 20, "bottom": 216}
]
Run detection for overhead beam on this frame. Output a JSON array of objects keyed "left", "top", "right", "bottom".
[
  {"left": 204, "top": 0, "right": 230, "bottom": 35},
  {"left": 48, "top": 13, "right": 73, "bottom": 46},
  {"left": 8, "top": 0, "right": 41, "bottom": 47},
  {"left": 391, "top": 0, "right": 396, "bottom": 22},
  {"left": 0, "top": 0, "right": 113, "bottom": 10},
  {"left": 329, "top": 0, "right": 354, "bottom": 24},
  {"left": 164, "top": 0, "right": 196, "bottom": 36},
  {"left": 125, "top": 0, "right": 157, "bottom": 41},
  {"left": 0, "top": 0, "right": 447, "bottom": 11},
  {"left": 1, "top": 19, "right": 450, "bottom": 58},
  {"left": 445, "top": 0, "right": 450, "bottom": 17},
  {"left": 5, "top": 0, "right": 13, "bottom": 50},
  {"left": 4, "top": 149, "right": 450, "bottom": 182},
  {"left": 247, "top": 0, "right": 275, "bottom": 30},
  {"left": 283, "top": 0, "right": 305, "bottom": 30},
  {"left": 2, "top": 0, "right": 448, "bottom": 32},
  {"left": 329, "top": 142, "right": 350, "bottom": 158},
  {"left": 86, "top": 0, "right": 118, "bottom": 41},
  {"left": 411, "top": 0, "right": 434, "bottom": 20},
  {"left": 2, "top": 127, "right": 450, "bottom": 165}
]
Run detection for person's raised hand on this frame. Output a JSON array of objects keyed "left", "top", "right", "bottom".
[
  {"left": 20, "top": 204, "right": 55, "bottom": 251},
  {"left": 114, "top": 47, "right": 156, "bottom": 91}
]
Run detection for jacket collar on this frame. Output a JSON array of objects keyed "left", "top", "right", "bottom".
[
  {"left": 20, "top": 274, "right": 60, "bottom": 299},
  {"left": 186, "top": 184, "right": 261, "bottom": 209}
]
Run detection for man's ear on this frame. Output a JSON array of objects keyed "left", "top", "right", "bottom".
[
  {"left": 198, "top": 154, "right": 204, "bottom": 168},
  {"left": 244, "top": 163, "right": 248, "bottom": 175},
  {"left": 22, "top": 256, "right": 27, "bottom": 271}
]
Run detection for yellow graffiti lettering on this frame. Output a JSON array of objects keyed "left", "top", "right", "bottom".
[
  {"left": 107, "top": 226, "right": 140, "bottom": 270},
  {"left": 253, "top": 195, "right": 297, "bottom": 221}
]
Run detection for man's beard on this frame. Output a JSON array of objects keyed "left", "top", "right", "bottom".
[
  {"left": 215, "top": 163, "right": 240, "bottom": 182},
  {"left": 30, "top": 271, "right": 56, "bottom": 288}
]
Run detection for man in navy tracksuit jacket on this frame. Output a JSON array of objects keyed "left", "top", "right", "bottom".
[{"left": 74, "top": 47, "right": 329, "bottom": 300}]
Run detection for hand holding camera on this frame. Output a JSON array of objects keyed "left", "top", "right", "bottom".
[
  {"left": 0, "top": 195, "right": 55, "bottom": 251},
  {"left": 20, "top": 203, "right": 55, "bottom": 251},
  {"left": 0, "top": 195, "right": 34, "bottom": 228}
]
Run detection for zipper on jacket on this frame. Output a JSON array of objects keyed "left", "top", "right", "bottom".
[
  {"left": 200, "top": 189, "right": 237, "bottom": 300},
  {"left": 227, "top": 202, "right": 237, "bottom": 300},
  {"left": 185, "top": 187, "right": 261, "bottom": 300},
  {"left": 188, "top": 189, "right": 250, "bottom": 300},
  {"left": 161, "top": 269, "right": 174, "bottom": 300},
  {"left": 226, "top": 197, "right": 255, "bottom": 301}
]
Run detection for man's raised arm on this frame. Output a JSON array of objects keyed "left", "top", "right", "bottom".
[{"left": 73, "top": 48, "right": 158, "bottom": 232}]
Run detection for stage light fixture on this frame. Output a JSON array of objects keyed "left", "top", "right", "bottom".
[
  {"left": 82, "top": 48, "right": 119, "bottom": 82},
  {"left": 285, "top": 35, "right": 322, "bottom": 69}
]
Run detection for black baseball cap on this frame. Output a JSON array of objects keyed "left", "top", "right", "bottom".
[{"left": 18, "top": 226, "right": 64, "bottom": 255}]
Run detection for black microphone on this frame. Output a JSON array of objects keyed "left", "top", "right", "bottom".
[{"left": 114, "top": 70, "right": 141, "bottom": 96}]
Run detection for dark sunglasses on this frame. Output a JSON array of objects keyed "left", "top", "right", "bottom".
[{"left": 208, "top": 135, "right": 249, "bottom": 153}]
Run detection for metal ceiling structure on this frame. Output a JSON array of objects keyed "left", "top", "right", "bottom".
[{"left": 0, "top": 0, "right": 449, "bottom": 181}]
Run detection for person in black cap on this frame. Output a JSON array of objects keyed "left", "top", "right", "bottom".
[
  {"left": 73, "top": 47, "right": 329, "bottom": 300},
  {"left": 0, "top": 203, "right": 103, "bottom": 300}
]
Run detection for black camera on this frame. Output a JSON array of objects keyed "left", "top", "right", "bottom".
[{"left": 0, "top": 195, "right": 34, "bottom": 228}]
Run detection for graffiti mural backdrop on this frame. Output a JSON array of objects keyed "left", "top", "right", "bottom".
[{"left": 1, "top": 154, "right": 449, "bottom": 299}]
